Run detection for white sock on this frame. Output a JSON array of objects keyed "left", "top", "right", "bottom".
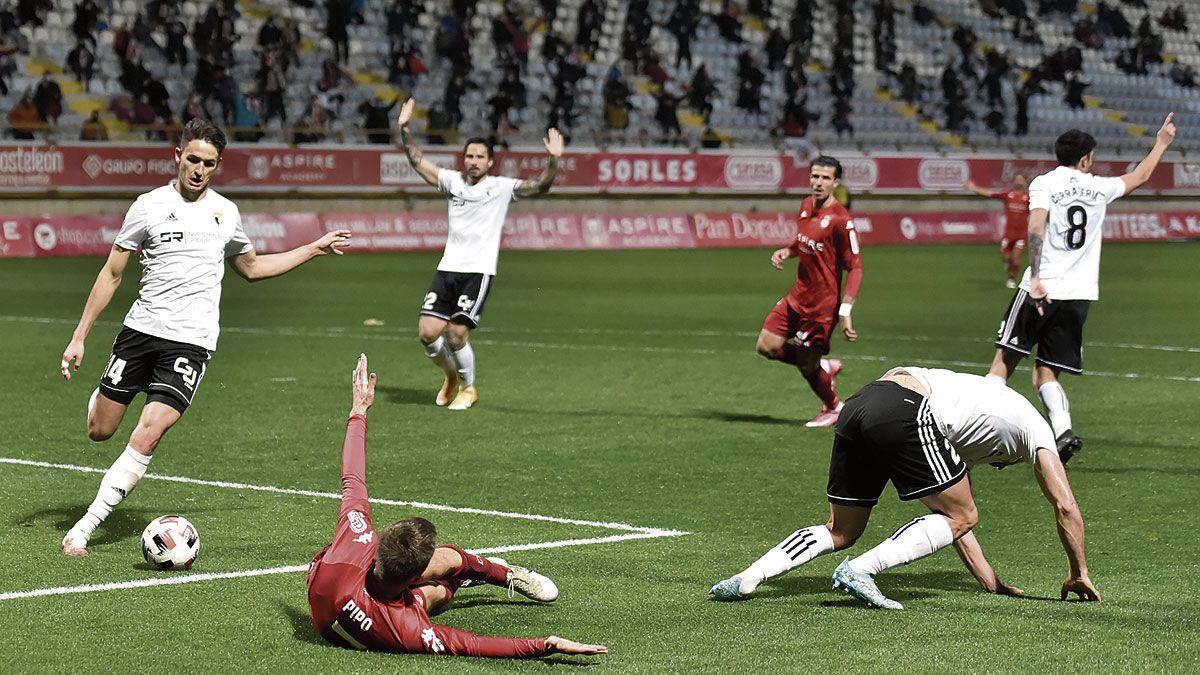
[
  {"left": 738, "top": 525, "right": 834, "bottom": 593},
  {"left": 1038, "top": 381, "right": 1072, "bottom": 437},
  {"left": 454, "top": 343, "right": 476, "bottom": 388},
  {"left": 424, "top": 336, "right": 459, "bottom": 377},
  {"left": 850, "top": 514, "right": 954, "bottom": 576},
  {"left": 984, "top": 373, "right": 1006, "bottom": 385},
  {"left": 73, "top": 445, "right": 152, "bottom": 539}
]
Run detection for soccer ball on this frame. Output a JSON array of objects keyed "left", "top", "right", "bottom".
[{"left": 140, "top": 515, "right": 200, "bottom": 571}]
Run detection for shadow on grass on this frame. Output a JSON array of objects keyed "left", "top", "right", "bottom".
[
  {"left": 377, "top": 385, "right": 437, "bottom": 405},
  {"left": 281, "top": 601, "right": 325, "bottom": 645},
  {"left": 698, "top": 410, "right": 796, "bottom": 426},
  {"left": 754, "top": 569, "right": 978, "bottom": 605},
  {"left": 15, "top": 503, "right": 151, "bottom": 548}
]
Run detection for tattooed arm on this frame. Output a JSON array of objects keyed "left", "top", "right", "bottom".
[
  {"left": 1026, "top": 207, "right": 1049, "bottom": 313},
  {"left": 515, "top": 128, "right": 564, "bottom": 197},
  {"left": 397, "top": 98, "right": 441, "bottom": 187}
]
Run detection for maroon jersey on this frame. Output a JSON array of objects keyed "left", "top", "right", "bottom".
[
  {"left": 306, "top": 416, "right": 550, "bottom": 658},
  {"left": 996, "top": 190, "right": 1030, "bottom": 241},
  {"left": 783, "top": 196, "right": 863, "bottom": 319}
]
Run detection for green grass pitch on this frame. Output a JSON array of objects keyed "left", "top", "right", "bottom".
[{"left": 1, "top": 243, "right": 1198, "bottom": 672}]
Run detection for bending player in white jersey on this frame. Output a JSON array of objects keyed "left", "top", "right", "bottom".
[
  {"left": 397, "top": 98, "right": 563, "bottom": 410},
  {"left": 710, "top": 367, "right": 1099, "bottom": 609},
  {"left": 988, "top": 113, "right": 1176, "bottom": 463},
  {"left": 59, "top": 119, "right": 352, "bottom": 557}
]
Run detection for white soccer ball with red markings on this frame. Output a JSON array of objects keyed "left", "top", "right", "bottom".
[{"left": 140, "top": 515, "right": 200, "bottom": 570}]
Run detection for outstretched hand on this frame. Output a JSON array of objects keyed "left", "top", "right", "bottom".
[
  {"left": 1061, "top": 575, "right": 1101, "bottom": 602},
  {"left": 398, "top": 98, "right": 416, "bottom": 128},
  {"left": 546, "top": 636, "right": 608, "bottom": 655},
  {"left": 544, "top": 128, "right": 564, "bottom": 157},
  {"left": 314, "top": 229, "right": 352, "bottom": 255},
  {"left": 61, "top": 339, "right": 84, "bottom": 380},
  {"left": 350, "top": 353, "right": 376, "bottom": 417},
  {"left": 1158, "top": 112, "right": 1176, "bottom": 146}
]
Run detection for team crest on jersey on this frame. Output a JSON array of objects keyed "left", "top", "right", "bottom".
[
  {"left": 819, "top": 216, "right": 831, "bottom": 229},
  {"left": 348, "top": 510, "right": 368, "bottom": 533},
  {"left": 213, "top": 211, "right": 223, "bottom": 225},
  {"left": 800, "top": 210, "right": 808, "bottom": 218}
]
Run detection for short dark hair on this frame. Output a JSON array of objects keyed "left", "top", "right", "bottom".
[
  {"left": 462, "top": 137, "right": 494, "bottom": 159},
  {"left": 374, "top": 517, "right": 437, "bottom": 585},
  {"left": 1054, "top": 129, "right": 1096, "bottom": 167},
  {"left": 810, "top": 155, "right": 842, "bottom": 179},
  {"left": 179, "top": 118, "right": 227, "bottom": 156}
]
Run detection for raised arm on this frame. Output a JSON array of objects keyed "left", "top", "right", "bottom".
[
  {"left": 61, "top": 246, "right": 133, "bottom": 380},
  {"left": 1032, "top": 447, "right": 1100, "bottom": 601},
  {"left": 514, "top": 127, "right": 563, "bottom": 197},
  {"left": 229, "top": 229, "right": 351, "bottom": 282},
  {"left": 1120, "top": 113, "right": 1176, "bottom": 195},
  {"left": 397, "top": 98, "right": 442, "bottom": 187},
  {"left": 339, "top": 354, "right": 376, "bottom": 520},
  {"left": 963, "top": 180, "right": 997, "bottom": 198}
]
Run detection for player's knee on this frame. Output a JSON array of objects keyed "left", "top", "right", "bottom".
[
  {"left": 755, "top": 344, "right": 775, "bottom": 359},
  {"left": 87, "top": 421, "right": 115, "bottom": 442},
  {"left": 417, "top": 327, "right": 441, "bottom": 344},
  {"left": 828, "top": 529, "right": 860, "bottom": 550}
]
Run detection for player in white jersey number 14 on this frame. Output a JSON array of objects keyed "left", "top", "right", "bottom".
[
  {"left": 59, "top": 119, "right": 352, "bottom": 558},
  {"left": 987, "top": 113, "right": 1176, "bottom": 463}
]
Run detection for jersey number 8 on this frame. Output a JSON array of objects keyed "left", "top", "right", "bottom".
[{"left": 1063, "top": 205, "right": 1087, "bottom": 250}]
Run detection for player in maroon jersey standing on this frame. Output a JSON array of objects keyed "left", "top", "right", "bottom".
[
  {"left": 756, "top": 156, "right": 864, "bottom": 428},
  {"left": 307, "top": 354, "right": 608, "bottom": 659},
  {"left": 964, "top": 173, "right": 1030, "bottom": 288}
]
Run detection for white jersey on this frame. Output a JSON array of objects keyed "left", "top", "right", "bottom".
[
  {"left": 436, "top": 169, "right": 521, "bottom": 276},
  {"left": 113, "top": 183, "right": 252, "bottom": 351},
  {"left": 905, "top": 367, "right": 1056, "bottom": 469},
  {"left": 1021, "top": 165, "right": 1125, "bottom": 300}
]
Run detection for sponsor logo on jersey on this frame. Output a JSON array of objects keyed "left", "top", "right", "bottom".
[
  {"left": 166, "top": 213, "right": 178, "bottom": 221},
  {"left": 421, "top": 628, "right": 446, "bottom": 654},
  {"left": 347, "top": 510, "right": 368, "bottom": 533},
  {"left": 353, "top": 531, "right": 374, "bottom": 545}
]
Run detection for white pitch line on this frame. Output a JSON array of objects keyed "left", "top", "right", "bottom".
[
  {"left": 0, "top": 531, "right": 679, "bottom": 602},
  {"left": 3, "top": 314, "right": 1197, "bottom": 354},
  {"left": 0, "top": 457, "right": 686, "bottom": 535}
]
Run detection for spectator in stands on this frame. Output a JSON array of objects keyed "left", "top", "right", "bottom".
[
  {"left": 487, "top": 87, "right": 516, "bottom": 135},
  {"left": 1170, "top": 62, "right": 1196, "bottom": 88},
  {"left": 144, "top": 74, "right": 172, "bottom": 121},
  {"left": 359, "top": 95, "right": 397, "bottom": 144},
  {"left": 912, "top": 1, "right": 937, "bottom": 26},
  {"left": 712, "top": 0, "right": 744, "bottom": 43},
  {"left": 132, "top": 12, "right": 165, "bottom": 57},
  {"left": 700, "top": 125, "right": 722, "bottom": 149},
  {"left": 72, "top": 0, "right": 100, "bottom": 45},
  {"left": 1096, "top": 2, "right": 1131, "bottom": 38},
  {"left": 424, "top": 104, "right": 454, "bottom": 145},
  {"left": 0, "top": 51, "right": 14, "bottom": 96},
  {"left": 162, "top": 17, "right": 188, "bottom": 68},
  {"left": 688, "top": 62, "right": 717, "bottom": 121},
  {"left": 898, "top": 62, "right": 919, "bottom": 103},
  {"left": 575, "top": 0, "right": 602, "bottom": 53},
  {"left": 443, "top": 72, "right": 467, "bottom": 127},
  {"left": 765, "top": 26, "right": 787, "bottom": 72},
  {"left": 326, "top": 0, "right": 351, "bottom": 63},
  {"left": 1013, "top": 13, "right": 1041, "bottom": 44},
  {"left": 653, "top": 85, "right": 684, "bottom": 145},
  {"left": 1073, "top": 15, "right": 1103, "bottom": 48},
  {"left": 257, "top": 48, "right": 288, "bottom": 126},
  {"left": 873, "top": 0, "right": 897, "bottom": 77},
  {"left": 832, "top": 99, "right": 853, "bottom": 138},
  {"left": 1064, "top": 75, "right": 1088, "bottom": 109},
  {"left": 1158, "top": 4, "right": 1187, "bottom": 31},
  {"left": 602, "top": 65, "right": 632, "bottom": 132},
  {"left": 33, "top": 72, "right": 62, "bottom": 125},
  {"left": 736, "top": 51, "right": 765, "bottom": 112},
  {"left": 78, "top": 109, "right": 109, "bottom": 141},
  {"left": 642, "top": 50, "right": 670, "bottom": 87},
  {"left": 945, "top": 98, "right": 974, "bottom": 136},
  {"left": 1014, "top": 84, "right": 1032, "bottom": 135},
  {"left": 984, "top": 107, "right": 1007, "bottom": 136},
  {"left": 16, "top": 0, "right": 48, "bottom": 27},
  {"left": 667, "top": 0, "right": 700, "bottom": 68},
  {"left": 66, "top": 39, "right": 95, "bottom": 92},
  {"left": 8, "top": 94, "right": 39, "bottom": 139},
  {"left": 983, "top": 51, "right": 1010, "bottom": 109},
  {"left": 183, "top": 92, "right": 211, "bottom": 123}
]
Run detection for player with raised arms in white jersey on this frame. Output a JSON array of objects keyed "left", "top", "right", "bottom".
[
  {"left": 710, "top": 367, "right": 1099, "bottom": 610},
  {"left": 987, "top": 113, "right": 1176, "bottom": 464},
  {"left": 58, "top": 119, "right": 353, "bottom": 557},
  {"left": 397, "top": 98, "right": 563, "bottom": 410}
]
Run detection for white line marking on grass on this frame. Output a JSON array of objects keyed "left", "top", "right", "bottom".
[
  {"left": 3, "top": 315, "right": 1198, "bottom": 354},
  {"left": 0, "top": 457, "right": 686, "bottom": 535},
  {"left": 0, "top": 531, "right": 672, "bottom": 602}
]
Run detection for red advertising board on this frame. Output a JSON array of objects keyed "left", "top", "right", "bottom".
[{"left": 0, "top": 143, "right": 1189, "bottom": 194}]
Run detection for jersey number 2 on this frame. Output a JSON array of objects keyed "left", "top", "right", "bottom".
[{"left": 1064, "top": 205, "right": 1087, "bottom": 250}]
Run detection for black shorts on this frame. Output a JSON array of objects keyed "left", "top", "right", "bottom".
[
  {"left": 419, "top": 271, "right": 494, "bottom": 329},
  {"left": 97, "top": 327, "right": 211, "bottom": 414},
  {"left": 826, "top": 381, "right": 967, "bottom": 507},
  {"left": 994, "top": 288, "right": 1091, "bottom": 374}
]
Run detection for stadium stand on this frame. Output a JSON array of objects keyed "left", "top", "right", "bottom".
[{"left": 0, "top": 0, "right": 1197, "bottom": 155}]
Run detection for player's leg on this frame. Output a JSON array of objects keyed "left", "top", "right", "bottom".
[
  {"left": 444, "top": 273, "right": 492, "bottom": 411},
  {"left": 1032, "top": 300, "right": 1088, "bottom": 462},
  {"left": 418, "top": 315, "right": 460, "bottom": 405},
  {"left": 796, "top": 343, "right": 841, "bottom": 426},
  {"left": 988, "top": 287, "right": 1036, "bottom": 383},
  {"left": 849, "top": 478, "right": 974, "bottom": 577},
  {"left": 64, "top": 340, "right": 204, "bottom": 556},
  {"left": 1006, "top": 240, "right": 1025, "bottom": 288},
  {"left": 430, "top": 544, "right": 557, "bottom": 601}
]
